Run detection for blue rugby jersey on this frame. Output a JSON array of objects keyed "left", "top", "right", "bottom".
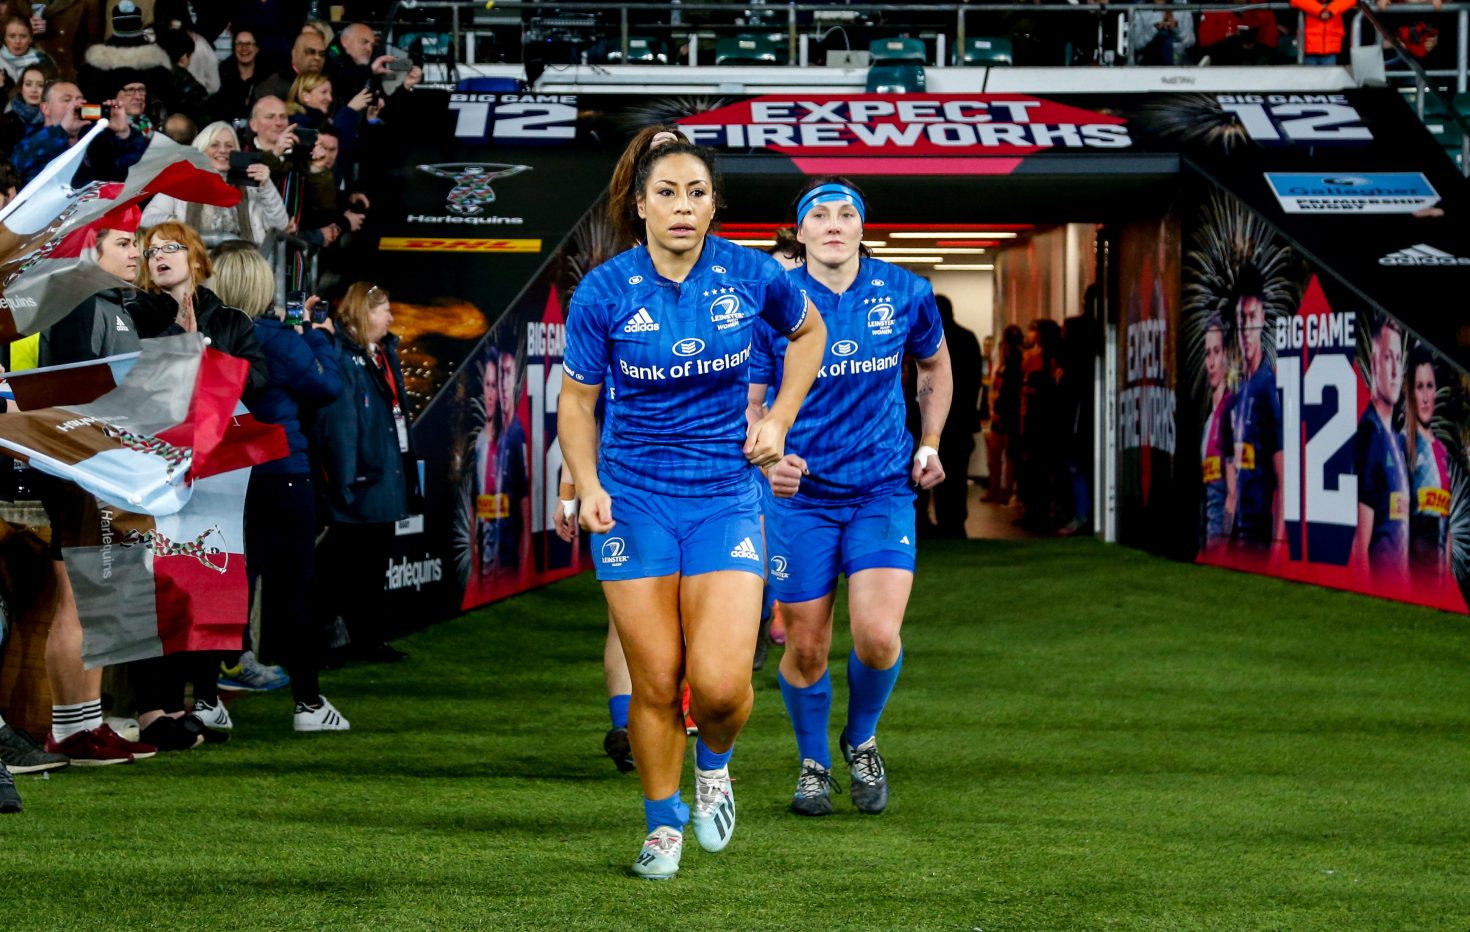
[
  {"left": 563, "top": 235, "right": 808, "bottom": 497},
  {"left": 749, "top": 257, "right": 943, "bottom": 504},
  {"left": 1356, "top": 408, "right": 1409, "bottom": 566},
  {"left": 1230, "top": 362, "right": 1280, "bottom": 541}
]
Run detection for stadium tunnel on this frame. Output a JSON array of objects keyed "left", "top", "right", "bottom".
[{"left": 366, "top": 84, "right": 1470, "bottom": 625}]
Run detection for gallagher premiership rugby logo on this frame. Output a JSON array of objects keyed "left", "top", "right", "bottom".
[
  {"left": 601, "top": 537, "right": 629, "bottom": 566},
  {"left": 418, "top": 163, "right": 531, "bottom": 215}
]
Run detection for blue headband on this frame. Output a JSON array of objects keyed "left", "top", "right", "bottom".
[{"left": 796, "top": 183, "right": 866, "bottom": 227}]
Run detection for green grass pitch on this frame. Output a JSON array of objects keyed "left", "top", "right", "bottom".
[{"left": 5, "top": 538, "right": 1470, "bottom": 929}]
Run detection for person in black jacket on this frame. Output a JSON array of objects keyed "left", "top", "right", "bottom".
[
  {"left": 311, "top": 280, "right": 419, "bottom": 663},
  {"left": 31, "top": 204, "right": 160, "bottom": 766},
  {"left": 209, "top": 245, "right": 349, "bottom": 731},
  {"left": 127, "top": 219, "right": 267, "bottom": 750},
  {"left": 933, "top": 294, "right": 983, "bottom": 538},
  {"left": 134, "top": 219, "right": 268, "bottom": 394}
]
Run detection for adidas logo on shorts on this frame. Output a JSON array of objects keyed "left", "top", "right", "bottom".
[
  {"left": 730, "top": 537, "right": 760, "bottom": 561},
  {"left": 623, "top": 308, "right": 660, "bottom": 333}
]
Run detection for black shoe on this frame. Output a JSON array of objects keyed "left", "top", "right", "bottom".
[
  {"left": 180, "top": 714, "right": 230, "bottom": 744},
  {"left": 348, "top": 642, "right": 409, "bottom": 663},
  {"left": 603, "top": 727, "right": 635, "bottom": 773},
  {"left": 0, "top": 762, "right": 20, "bottom": 813},
  {"left": 140, "top": 716, "right": 204, "bottom": 752},
  {"left": 790, "top": 759, "right": 842, "bottom": 817},
  {"left": 0, "top": 724, "right": 69, "bottom": 774}
]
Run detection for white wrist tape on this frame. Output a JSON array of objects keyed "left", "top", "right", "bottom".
[
  {"left": 560, "top": 499, "right": 577, "bottom": 519},
  {"left": 914, "top": 445, "right": 938, "bottom": 470}
]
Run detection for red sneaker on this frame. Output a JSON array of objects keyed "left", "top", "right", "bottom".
[
  {"left": 45, "top": 728, "right": 132, "bottom": 766},
  {"left": 92, "top": 724, "right": 157, "bottom": 761}
]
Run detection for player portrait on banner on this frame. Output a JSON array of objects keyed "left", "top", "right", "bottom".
[
  {"left": 465, "top": 340, "right": 532, "bottom": 603},
  {"left": 1353, "top": 313, "right": 1410, "bottom": 581}
]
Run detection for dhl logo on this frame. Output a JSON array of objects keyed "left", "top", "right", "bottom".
[
  {"left": 1418, "top": 486, "right": 1451, "bottom": 517},
  {"left": 379, "top": 238, "right": 542, "bottom": 253},
  {"left": 1201, "top": 456, "right": 1222, "bottom": 483},
  {"left": 1389, "top": 492, "right": 1409, "bottom": 521},
  {"left": 477, "top": 493, "right": 512, "bottom": 520}
]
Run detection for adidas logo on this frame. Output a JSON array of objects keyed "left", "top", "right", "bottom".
[
  {"left": 114, "top": 317, "right": 130, "bottom": 332},
  {"left": 1378, "top": 244, "right": 1470, "bottom": 266},
  {"left": 730, "top": 537, "right": 760, "bottom": 561},
  {"left": 900, "top": 535, "right": 910, "bottom": 545},
  {"left": 623, "top": 308, "right": 660, "bottom": 332}
]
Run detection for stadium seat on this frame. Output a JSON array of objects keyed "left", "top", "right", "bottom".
[
  {"left": 592, "top": 36, "right": 666, "bottom": 64},
  {"left": 868, "top": 36, "right": 927, "bottom": 64},
  {"left": 715, "top": 33, "right": 780, "bottom": 65},
  {"left": 866, "top": 62, "right": 926, "bottom": 94},
  {"left": 959, "top": 37, "right": 1013, "bottom": 66}
]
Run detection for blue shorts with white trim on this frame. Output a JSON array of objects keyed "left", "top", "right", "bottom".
[
  {"left": 592, "top": 475, "right": 766, "bottom": 581},
  {"left": 764, "top": 491, "right": 916, "bottom": 603}
]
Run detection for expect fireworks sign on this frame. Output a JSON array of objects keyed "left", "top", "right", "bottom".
[{"left": 676, "top": 95, "right": 1131, "bottom": 156}]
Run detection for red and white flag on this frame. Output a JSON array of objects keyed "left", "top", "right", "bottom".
[
  {"left": 0, "top": 133, "right": 239, "bottom": 342},
  {"left": 0, "top": 334, "right": 284, "bottom": 514},
  {"left": 0, "top": 342, "right": 287, "bottom": 665}
]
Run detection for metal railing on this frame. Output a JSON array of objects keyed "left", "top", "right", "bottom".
[
  {"left": 1354, "top": 0, "right": 1470, "bottom": 173},
  {"left": 374, "top": 0, "right": 1464, "bottom": 76}
]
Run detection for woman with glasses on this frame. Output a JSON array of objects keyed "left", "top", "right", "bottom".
[
  {"left": 309, "top": 282, "right": 421, "bottom": 664},
  {"left": 210, "top": 29, "right": 272, "bottom": 125},
  {"left": 141, "top": 121, "right": 291, "bottom": 254},
  {"left": 127, "top": 220, "right": 267, "bottom": 750}
]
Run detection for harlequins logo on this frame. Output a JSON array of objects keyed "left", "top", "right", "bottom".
[
  {"left": 418, "top": 163, "right": 531, "bottom": 215},
  {"left": 120, "top": 525, "right": 228, "bottom": 574}
]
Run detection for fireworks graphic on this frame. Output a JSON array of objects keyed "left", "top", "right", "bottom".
[
  {"left": 558, "top": 198, "right": 622, "bottom": 298},
  {"left": 612, "top": 96, "right": 735, "bottom": 133},
  {"left": 1181, "top": 192, "right": 1303, "bottom": 414},
  {"left": 1133, "top": 94, "right": 1258, "bottom": 155}
]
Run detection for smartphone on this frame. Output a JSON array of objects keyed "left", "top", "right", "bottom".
[
  {"left": 292, "top": 127, "right": 319, "bottom": 149},
  {"left": 312, "top": 299, "right": 330, "bottom": 325},
  {"left": 386, "top": 57, "right": 414, "bottom": 73},
  {"left": 78, "top": 102, "right": 110, "bottom": 121},
  {"left": 31, "top": 3, "right": 44, "bottom": 16},
  {"left": 226, "top": 150, "right": 263, "bottom": 186},
  {"left": 284, "top": 290, "right": 307, "bottom": 326}
]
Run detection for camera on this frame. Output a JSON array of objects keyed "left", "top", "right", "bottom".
[
  {"left": 284, "top": 290, "right": 307, "bottom": 326},
  {"left": 288, "top": 126, "right": 319, "bottom": 160},
  {"left": 226, "top": 150, "right": 263, "bottom": 187}
]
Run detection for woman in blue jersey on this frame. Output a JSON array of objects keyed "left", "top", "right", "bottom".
[
  {"left": 559, "top": 141, "right": 826, "bottom": 879},
  {"left": 749, "top": 177, "right": 952, "bottom": 817}
]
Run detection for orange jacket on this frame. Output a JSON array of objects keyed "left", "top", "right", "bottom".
[{"left": 1290, "top": 0, "right": 1358, "bottom": 54}]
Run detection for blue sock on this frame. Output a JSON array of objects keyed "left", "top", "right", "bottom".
[
  {"left": 778, "top": 668, "right": 832, "bottom": 768},
  {"left": 845, "top": 649, "right": 903, "bottom": 748},
  {"left": 608, "top": 694, "right": 631, "bottom": 730},
  {"left": 643, "top": 791, "right": 689, "bottom": 833},
  {"left": 695, "top": 737, "right": 733, "bottom": 772}
]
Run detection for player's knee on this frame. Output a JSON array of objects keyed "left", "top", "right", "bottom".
[
  {"left": 851, "top": 619, "right": 902, "bottom": 665},
  {"left": 632, "top": 671, "right": 682, "bottom": 710},
  {"left": 787, "top": 640, "right": 829, "bottom": 679},
  {"left": 688, "top": 674, "right": 747, "bottom": 719}
]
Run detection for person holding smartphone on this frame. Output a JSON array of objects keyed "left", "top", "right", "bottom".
[
  {"left": 212, "top": 246, "right": 350, "bottom": 732},
  {"left": 140, "top": 120, "right": 292, "bottom": 256}
]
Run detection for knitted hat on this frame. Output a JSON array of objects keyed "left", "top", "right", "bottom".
[{"left": 111, "top": 1, "right": 145, "bottom": 40}]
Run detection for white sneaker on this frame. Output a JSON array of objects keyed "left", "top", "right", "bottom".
[
  {"left": 631, "top": 826, "right": 682, "bottom": 879},
  {"left": 293, "top": 696, "right": 350, "bottom": 732},
  {"left": 191, "top": 698, "right": 233, "bottom": 730},
  {"left": 691, "top": 766, "right": 736, "bottom": 853}
]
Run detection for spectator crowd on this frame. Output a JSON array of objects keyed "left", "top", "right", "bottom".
[{"left": 0, "top": 0, "right": 425, "bottom": 814}]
